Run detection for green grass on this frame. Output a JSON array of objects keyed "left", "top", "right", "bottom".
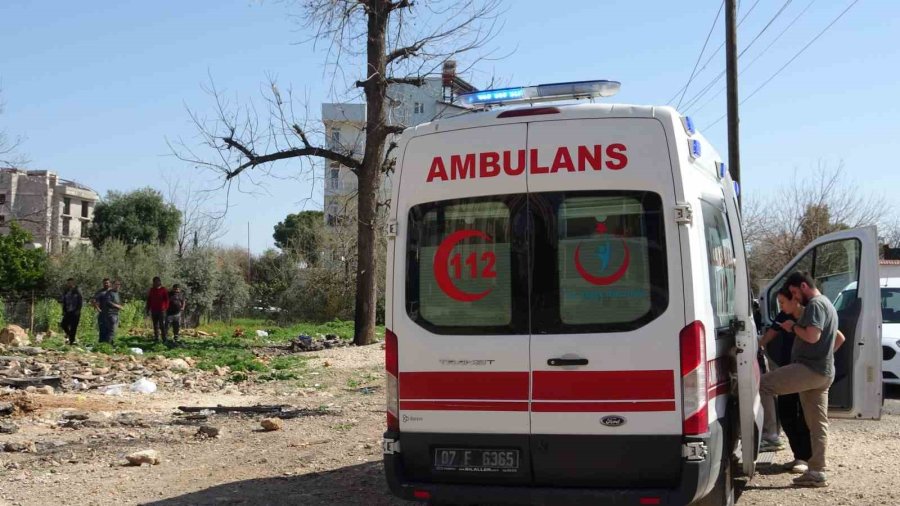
[{"left": 35, "top": 318, "right": 379, "bottom": 382}]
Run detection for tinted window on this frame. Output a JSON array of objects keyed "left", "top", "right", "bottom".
[
  {"left": 882, "top": 288, "right": 900, "bottom": 324},
  {"left": 701, "top": 200, "right": 736, "bottom": 329}
]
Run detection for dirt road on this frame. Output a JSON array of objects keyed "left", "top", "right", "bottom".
[{"left": 1, "top": 345, "right": 898, "bottom": 505}]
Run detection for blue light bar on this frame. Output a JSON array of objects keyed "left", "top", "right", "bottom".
[
  {"left": 718, "top": 162, "right": 727, "bottom": 179},
  {"left": 688, "top": 139, "right": 702, "bottom": 159},
  {"left": 458, "top": 80, "right": 620, "bottom": 108},
  {"left": 733, "top": 181, "right": 741, "bottom": 197},
  {"left": 682, "top": 116, "right": 696, "bottom": 135}
]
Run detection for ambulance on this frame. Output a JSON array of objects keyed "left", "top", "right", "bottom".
[{"left": 382, "top": 80, "right": 882, "bottom": 505}]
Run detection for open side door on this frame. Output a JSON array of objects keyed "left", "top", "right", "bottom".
[
  {"left": 759, "top": 227, "right": 883, "bottom": 419},
  {"left": 722, "top": 185, "right": 762, "bottom": 477}
]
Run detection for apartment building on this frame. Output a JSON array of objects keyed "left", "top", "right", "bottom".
[{"left": 0, "top": 168, "right": 99, "bottom": 253}]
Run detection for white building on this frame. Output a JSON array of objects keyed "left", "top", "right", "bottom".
[
  {"left": 322, "top": 75, "right": 476, "bottom": 225},
  {"left": 0, "top": 168, "right": 99, "bottom": 253}
]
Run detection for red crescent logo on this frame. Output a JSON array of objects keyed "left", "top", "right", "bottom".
[
  {"left": 573, "top": 238, "right": 630, "bottom": 286},
  {"left": 433, "top": 229, "right": 495, "bottom": 302}
]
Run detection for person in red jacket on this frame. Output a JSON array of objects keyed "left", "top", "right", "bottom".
[{"left": 146, "top": 277, "right": 170, "bottom": 343}]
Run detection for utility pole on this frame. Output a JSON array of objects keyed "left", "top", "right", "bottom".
[{"left": 725, "top": 0, "right": 741, "bottom": 205}]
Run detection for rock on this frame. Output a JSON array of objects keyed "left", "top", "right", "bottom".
[
  {"left": 0, "top": 403, "right": 13, "bottom": 416},
  {"left": 35, "top": 386, "right": 54, "bottom": 395},
  {"left": 3, "top": 441, "right": 35, "bottom": 453},
  {"left": 62, "top": 411, "right": 90, "bottom": 421},
  {"left": 196, "top": 425, "right": 223, "bottom": 438},
  {"left": 214, "top": 365, "right": 230, "bottom": 377},
  {"left": 0, "top": 422, "right": 19, "bottom": 434},
  {"left": 168, "top": 358, "right": 189, "bottom": 371},
  {"left": 0, "top": 325, "right": 29, "bottom": 347},
  {"left": 260, "top": 418, "right": 283, "bottom": 432},
  {"left": 126, "top": 449, "right": 160, "bottom": 466}
]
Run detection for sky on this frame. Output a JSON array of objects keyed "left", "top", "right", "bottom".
[{"left": 1, "top": 0, "right": 898, "bottom": 252}]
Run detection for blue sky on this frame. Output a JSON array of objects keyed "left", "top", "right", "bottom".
[{"left": 1, "top": 0, "right": 897, "bottom": 251}]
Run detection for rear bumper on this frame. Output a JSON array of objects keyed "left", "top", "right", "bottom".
[{"left": 384, "top": 423, "right": 726, "bottom": 505}]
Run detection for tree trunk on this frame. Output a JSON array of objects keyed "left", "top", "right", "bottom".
[{"left": 353, "top": 1, "right": 390, "bottom": 346}]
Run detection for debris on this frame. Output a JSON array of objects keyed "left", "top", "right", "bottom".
[
  {"left": 255, "top": 330, "right": 269, "bottom": 338},
  {"left": 0, "top": 421, "right": 19, "bottom": 434},
  {"left": 260, "top": 418, "right": 283, "bottom": 431},
  {"left": 290, "top": 334, "right": 348, "bottom": 352},
  {"left": 62, "top": 411, "right": 91, "bottom": 421},
  {"left": 168, "top": 358, "right": 189, "bottom": 371},
  {"left": 0, "top": 376, "right": 62, "bottom": 390},
  {"left": 0, "top": 403, "right": 13, "bottom": 416},
  {"left": 177, "top": 405, "right": 289, "bottom": 415},
  {"left": 129, "top": 348, "right": 144, "bottom": 355},
  {"left": 100, "top": 384, "right": 126, "bottom": 396},
  {"left": 126, "top": 449, "right": 160, "bottom": 466},
  {"left": 196, "top": 425, "right": 223, "bottom": 438},
  {"left": 3, "top": 441, "right": 35, "bottom": 453},
  {"left": 130, "top": 378, "right": 157, "bottom": 394},
  {"left": 232, "top": 327, "right": 245, "bottom": 338},
  {"left": 0, "top": 325, "right": 29, "bottom": 347}
]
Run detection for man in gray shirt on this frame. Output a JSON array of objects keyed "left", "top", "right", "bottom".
[{"left": 760, "top": 272, "right": 838, "bottom": 488}]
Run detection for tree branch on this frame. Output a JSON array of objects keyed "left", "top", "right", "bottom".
[
  {"left": 223, "top": 143, "right": 361, "bottom": 180},
  {"left": 386, "top": 41, "right": 426, "bottom": 64}
]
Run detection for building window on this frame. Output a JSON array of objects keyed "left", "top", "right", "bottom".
[
  {"left": 63, "top": 197, "right": 71, "bottom": 215},
  {"left": 62, "top": 217, "right": 71, "bottom": 236},
  {"left": 81, "top": 222, "right": 90, "bottom": 238},
  {"left": 330, "top": 128, "right": 341, "bottom": 146},
  {"left": 62, "top": 241, "right": 69, "bottom": 253},
  {"left": 81, "top": 200, "right": 90, "bottom": 218},
  {"left": 0, "top": 215, "right": 5, "bottom": 225},
  {"left": 329, "top": 168, "right": 340, "bottom": 189},
  {"left": 413, "top": 102, "right": 424, "bottom": 114},
  {"left": 0, "top": 194, "right": 6, "bottom": 205}
]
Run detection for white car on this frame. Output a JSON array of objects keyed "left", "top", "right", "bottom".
[{"left": 835, "top": 278, "right": 900, "bottom": 385}]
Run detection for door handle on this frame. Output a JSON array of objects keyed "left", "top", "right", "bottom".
[{"left": 547, "top": 358, "right": 589, "bottom": 367}]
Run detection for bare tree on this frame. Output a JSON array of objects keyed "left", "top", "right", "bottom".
[
  {"left": 744, "top": 160, "right": 892, "bottom": 290},
  {"left": 173, "top": 0, "right": 503, "bottom": 345},
  {"left": 164, "top": 175, "right": 227, "bottom": 257}
]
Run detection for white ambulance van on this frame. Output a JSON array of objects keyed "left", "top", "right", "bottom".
[{"left": 383, "top": 80, "right": 882, "bottom": 505}]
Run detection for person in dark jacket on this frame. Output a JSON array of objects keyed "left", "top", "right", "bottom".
[
  {"left": 145, "top": 277, "right": 170, "bottom": 343},
  {"left": 59, "top": 278, "right": 83, "bottom": 345},
  {"left": 166, "top": 284, "right": 186, "bottom": 343}
]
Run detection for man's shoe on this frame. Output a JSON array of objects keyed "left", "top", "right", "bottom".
[
  {"left": 793, "top": 470, "right": 828, "bottom": 487},
  {"left": 760, "top": 438, "right": 786, "bottom": 452},
  {"left": 782, "top": 459, "right": 809, "bottom": 474}
]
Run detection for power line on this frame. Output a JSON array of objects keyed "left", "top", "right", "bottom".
[
  {"left": 705, "top": 0, "right": 861, "bottom": 129},
  {"left": 676, "top": 1, "right": 724, "bottom": 109},
  {"left": 687, "top": 0, "right": 819, "bottom": 116},
  {"left": 680, "top": 0, "right": 795, "bottom": 112},
  {"left": 666, "top": 0, "right": 763, "bottom": 104}
]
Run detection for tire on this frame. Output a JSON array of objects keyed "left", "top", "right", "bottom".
[{"left": 695, "top": 448, "right": 735, "bottom": 506}]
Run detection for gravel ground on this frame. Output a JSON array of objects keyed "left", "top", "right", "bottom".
[{"left": 1, "top": 345, "right": 898, "bottom": 506}]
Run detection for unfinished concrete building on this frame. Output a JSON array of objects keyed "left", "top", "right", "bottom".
[{"left": 0, "top": 168, "right": 99, "bottom": 253}]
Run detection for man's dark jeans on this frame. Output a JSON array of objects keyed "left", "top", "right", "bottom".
[
  {"left": 151, "top": 311, "right": 167, "bottom": 341},
  {"left": 61, "top": 311, "right": 81, "bottom": 344},
  {"left": 166, "top": 313, "right": 181, "bottom": 339},
  {"left": 778, "top": 392, "right": 812, "bottom": 462},
  {"left": 100, "top": 313, "right": 119, "bottom": 345}
]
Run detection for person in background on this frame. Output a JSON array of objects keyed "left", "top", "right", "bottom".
[
  {"left": 91, "top": 278, "right": 111, "bottom": 343},
  {"left": 166, "top": 284, "right": 186, "bottom": 344},
  {"left": 103, "top": 280, "right": 124, "bottom": 345},
  {"left": 759, "top": 272, "right": 841, "bottom": 488},
  {"left": 145, "top": 277, "right": 170, "bottom": 343},
  {"left": 59, "top": 278, "right": 83, "bottom": 345}
]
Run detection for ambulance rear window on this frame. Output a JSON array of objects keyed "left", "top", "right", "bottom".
[{"left": 405, "top": 197, "right": 522, "bottom": 333}]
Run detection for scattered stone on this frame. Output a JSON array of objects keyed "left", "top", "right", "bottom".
[
  {"left": 62, "top": 411, "right": 90, "bottom": 421},
  {"left": 35, "top": 385, "right": 54, "bottom": 395},
  {"left": 168, "top": 358, "right": 189, "bottom": 371},
  {"left": 260, "top": 418, "right": 283, "bottom": 432},
  {"left": 0, "top": 325, "right": 29, "bottom": 347},
  {"left": 126, "top": 449, "right": 160, "bottom": 466},
  {"left": 290, "top": 334, "right": 348, "bottom": 352},
  {"left": 196, "top": 425, "right": 223, "bottom": 438},
  {"left": 0, "top": 403, "right": 13, "bottom": 416},
  {"left": 3, "top": 441, "right": 35, "bottom": 453},
  {"left": 0, "top": 422, "right": 19, "bottom": 434}
]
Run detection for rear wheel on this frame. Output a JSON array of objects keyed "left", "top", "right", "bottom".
[{"left": 695, "top": 445, "right": 735, "bottom": 506}]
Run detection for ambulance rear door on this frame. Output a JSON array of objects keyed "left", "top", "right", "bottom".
[
  {"left": 391, "top": 123, "right": 535, "bottom": 485},
  {"left": 524, "top": 116, "right": 687, "bottom": 487},
  {"left": 759, "top": 227, "right": 882, "bottom": 420}
]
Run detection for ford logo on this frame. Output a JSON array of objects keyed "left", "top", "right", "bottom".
[{"left": 600, "top": 415, "right": 626, "bottom": 427}]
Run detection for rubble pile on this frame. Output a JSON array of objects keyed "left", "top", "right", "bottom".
[{"left": 289, "top": 334, "right": 349, "bottom": 352}]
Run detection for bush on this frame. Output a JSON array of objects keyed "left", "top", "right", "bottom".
[{"left": 33, "top": 299, "right": 63, "bottom": 333}]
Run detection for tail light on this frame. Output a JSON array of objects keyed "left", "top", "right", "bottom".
[
  {"left": 680, "top": 321, "right": 708, "bottom": 435},
  {"left": 386, "top": 329, "right": 400, "bottom": 432}
]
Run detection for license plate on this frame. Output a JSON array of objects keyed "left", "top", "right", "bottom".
[{"left": 433, "top": 448, "right": 520, "bottom": 473}]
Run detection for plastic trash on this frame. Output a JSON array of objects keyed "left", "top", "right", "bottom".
[
  {"left": 100, "top": 384, "right": 126, "bottom": 396},
  {"left": 130, "top": 378, "right": 157, "bottom": 394},
  {"left": 255, "top": 330, "right": 269, "bottom": 337},
  {"left": 297, "top": 334, "right": 313, "bottom": 346},
  {"left": 130, "top": 347, "right": 143, "bottom": 355}
]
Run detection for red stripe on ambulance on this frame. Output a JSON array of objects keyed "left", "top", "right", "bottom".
[
  {"left": 532, "top": 370, "right": 675, "bottom": 401},
  {"left": 399, "top": 372, "right": 529, "bottom": 400}
]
